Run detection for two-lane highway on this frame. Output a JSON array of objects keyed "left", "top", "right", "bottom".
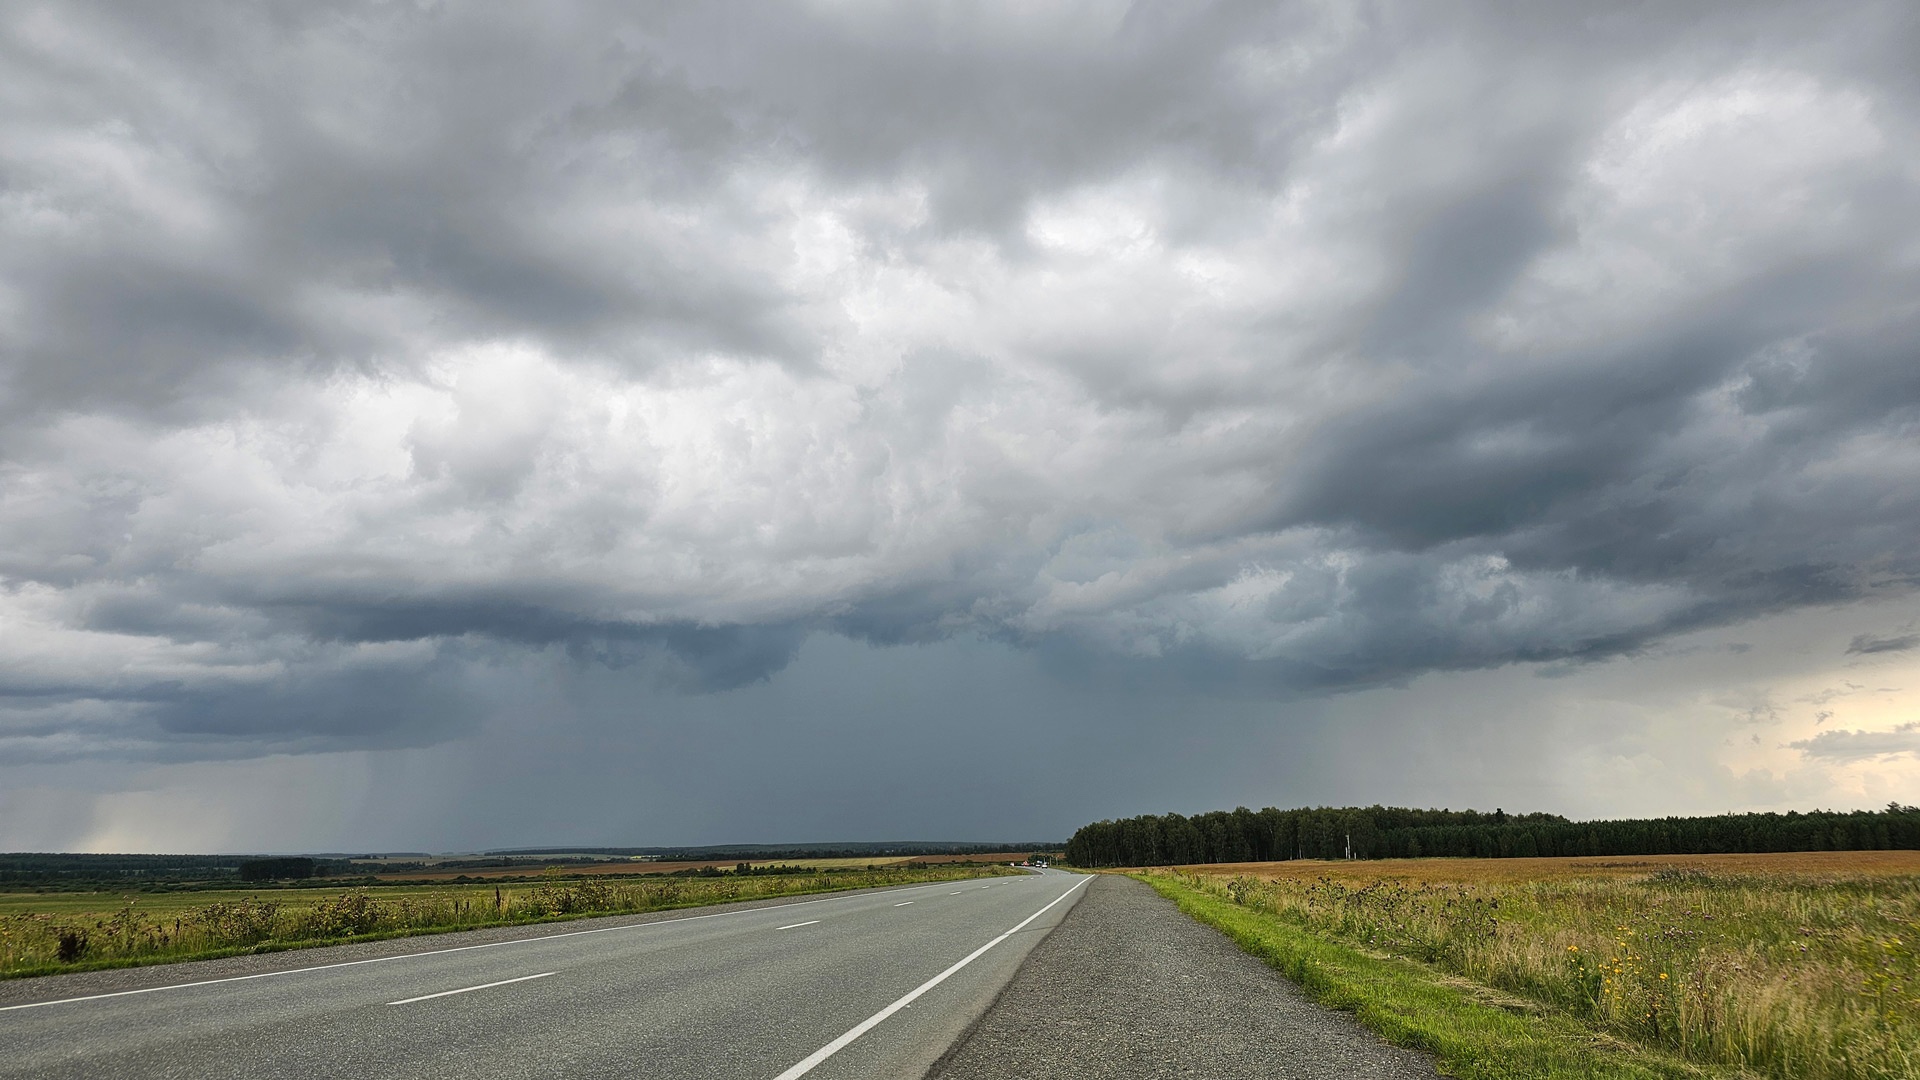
[{"left": 1, "top": 869, "right": 1088, "bottom": 1080}]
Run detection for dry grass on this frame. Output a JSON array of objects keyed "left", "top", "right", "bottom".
[
  {"left": 1151, "top": 851, "right": 1920, "bottom": 1080},
  {"left": 1174, "top": 850, "right": 1920, "bottom": 884}
]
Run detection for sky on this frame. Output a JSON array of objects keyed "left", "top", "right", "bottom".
[{"left": 2, "top": 1, "right": 1918, "bottom": 853}]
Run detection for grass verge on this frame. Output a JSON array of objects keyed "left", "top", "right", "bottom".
[{"left": 1139, "top": 872, "right": 1751, "bottom": 1080}]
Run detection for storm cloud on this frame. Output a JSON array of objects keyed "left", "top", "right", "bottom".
[
  {"left": 3, "top": 0, "right": 1918, "bottom": 799},
  {"left": 1848, "top": 633, "right": 1920, "bottom": 655}
]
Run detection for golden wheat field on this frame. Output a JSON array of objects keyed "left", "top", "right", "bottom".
[
  {"left": 1148, "top": 850, "right": 1920, "bottom": 1080},
  {"left": 1174, "top": 849, "right": 1920, "bottom": 883}
]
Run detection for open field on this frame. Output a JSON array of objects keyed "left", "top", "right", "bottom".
[
  {"left": 900, "top": 851, "right": 1050, "bottom": 865},
  {"left": 362, "top": 851, "right": 1042, "bottom": 880},
  {"left": 1141, "top": 850, "right": 1919, "bottom": 1080},
  {"left": 1174, "top": 849, "right": 1920, "bottom": 882},
  {"left": 0, "top": 882, "right": 487, "bottom": 918},
  {"left": 0, "top": 864, "right": 1022, "bottom": 979},
  {"left": 367, "top": 858, "right": 843, "bottom": 880}
]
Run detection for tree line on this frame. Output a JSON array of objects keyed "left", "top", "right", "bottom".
[
  {"left": 0, "top": 853, "right": 362, "bottom": 887},
  {"left": 1062, "top": 803, "right": 1920, "bottom": 867}
]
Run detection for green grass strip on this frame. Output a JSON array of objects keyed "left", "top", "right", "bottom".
[{"left": 1138, "top": 874, "right": 1753, "bottom": 1080}]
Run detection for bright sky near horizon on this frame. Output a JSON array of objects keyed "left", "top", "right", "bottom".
[{"left": 2, "top": 2, "right": 1917, "bottom": 852}]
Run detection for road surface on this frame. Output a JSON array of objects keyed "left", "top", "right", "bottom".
[{"left": 0, "top": 870, "right": 1086, "bottom": 1080}]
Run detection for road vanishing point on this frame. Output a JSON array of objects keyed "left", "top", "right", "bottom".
[{"left": 0, "top": 869, "right": 1087, "bottom": 1080}]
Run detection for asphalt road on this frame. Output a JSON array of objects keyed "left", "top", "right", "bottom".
[{"left": 0, "top": 870, "right": 1087, "bottom": 1080}]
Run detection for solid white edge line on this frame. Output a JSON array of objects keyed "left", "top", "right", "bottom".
[
  {"left": 769, "top": 875, "right": 1090, "bottom": 1080},
  {"left": 775, "top": 921, "right": 820, "bottom": 930},
  {"left": 386, "top": 971, "right": 555, "bottom": 1005},
  {"left": 0, "top": 877, "right": 989, "bottom": 1014}
]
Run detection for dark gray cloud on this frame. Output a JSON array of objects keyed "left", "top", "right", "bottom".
[
  {"left": 1848, "top": 633, "right": 1919, "bottom": 655},
  {"left": 2, "top": 0, "right": 1918, "bottom": 795}
]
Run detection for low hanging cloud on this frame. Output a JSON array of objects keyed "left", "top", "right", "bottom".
[{"left": 3, "top": 1, "right": 1920, "bottom": 763}]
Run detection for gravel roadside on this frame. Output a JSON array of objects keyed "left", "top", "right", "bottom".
[{"left": 927, "top": 874, "right": 1441, "bottom": 1079}]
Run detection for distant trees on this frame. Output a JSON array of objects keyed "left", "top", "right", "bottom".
[
  {"left": 1062, "top": 803, "right": 1920, "bottom": 868},
  {"left": 0, "top": 853, "right": 246, "bottom": 885},
  {"left": 0, "top": 853, "right": 360, "bottom": 886},
  {"left": 237, "top": 857, "right": 318, "bottom": 881}
]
